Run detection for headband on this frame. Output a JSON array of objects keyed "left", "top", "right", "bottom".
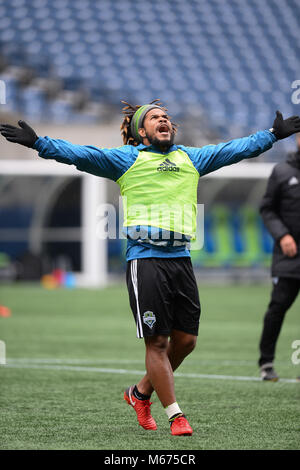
[{"left": 130, "top": 104, "right": 162, "bottom": 143}]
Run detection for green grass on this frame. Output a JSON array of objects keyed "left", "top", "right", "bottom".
[{"left": 0, "top": 282, "right": 299, "bottom": 450}]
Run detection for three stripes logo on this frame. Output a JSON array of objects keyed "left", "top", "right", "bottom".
[{"left": 157, "top": 158, "right": 180, "bottom": 172}]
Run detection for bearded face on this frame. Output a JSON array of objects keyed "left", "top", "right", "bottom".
[{"left": 138, "top": 108, "right": 175, "bottom": 149}]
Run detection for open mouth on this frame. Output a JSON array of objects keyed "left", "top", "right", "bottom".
[{"left": 157, "top": 124, "right": 170, "bottom": 135}]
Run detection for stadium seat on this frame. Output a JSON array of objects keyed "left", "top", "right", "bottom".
[{"left": 0, "top": 0, "right": 299, "bottom": 155}]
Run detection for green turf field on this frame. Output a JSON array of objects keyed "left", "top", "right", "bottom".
[{"left": 0, "top": 282, "right": 299, "bottom": 450}]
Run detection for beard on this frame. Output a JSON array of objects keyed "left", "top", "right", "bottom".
[{"left": 146, "top": 131, "right": 175, "bottom": 149}]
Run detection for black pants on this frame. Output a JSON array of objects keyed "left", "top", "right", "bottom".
[{"left": 258, "top": 277, "right": 300, "bottom": 367}]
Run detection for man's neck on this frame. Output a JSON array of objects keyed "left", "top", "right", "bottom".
[{"left": 142, "top": 139, "right": 172, "bottom": 153}]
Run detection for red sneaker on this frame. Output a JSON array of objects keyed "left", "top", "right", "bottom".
[
  {"left": 124, "top": 385, "right": 157, "bottom": 431},
  {"left": 170, "top": 415, "right": 193, "bottom": 436}
]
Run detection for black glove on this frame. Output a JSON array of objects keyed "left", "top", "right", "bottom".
[
  {"left": 271, "top": 110, "right": 300, "bottom": 140},
  {"left": 0, "top": 120, "right": 38, "bottom": 148}
]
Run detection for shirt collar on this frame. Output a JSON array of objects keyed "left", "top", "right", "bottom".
[{"left": 136, "top": 143, "right": 178, "bottom": 153}]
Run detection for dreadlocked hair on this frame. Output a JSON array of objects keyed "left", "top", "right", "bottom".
[{"left": 120, "top": 99, "right": 177, "bottom": 146}]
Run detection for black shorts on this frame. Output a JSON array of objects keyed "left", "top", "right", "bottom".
[{"left": 126, "top": 257, "right": 201, "bottom": 338}]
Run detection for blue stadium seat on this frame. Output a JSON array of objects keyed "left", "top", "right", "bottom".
[
  {"left": 0, "top": 0, "right": 299, "bottom": 148},
  {"left": 19, "top": 85, "right": 47, "bottom": 121}
]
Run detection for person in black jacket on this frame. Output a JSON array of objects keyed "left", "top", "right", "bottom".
[{"left": 259, "top": 133, "right": 300, "bottom": 381}]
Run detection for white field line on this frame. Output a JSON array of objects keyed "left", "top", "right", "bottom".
[
  {"left": 5, "top": 357, "right": 293, "bottom": 366},
  {"left": 2, "top": 359, "right": 299, "bottom": 384}
]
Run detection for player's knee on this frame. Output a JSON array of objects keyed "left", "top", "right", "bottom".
[
  {"left": 187, "top": 336, "right": 197, "bottom": 354},
  {"left": 180, "top": 335, "right": 197, "bottom": 355},
  {"left": 145, "top": 335, "right": 169, "bottom": 354}
]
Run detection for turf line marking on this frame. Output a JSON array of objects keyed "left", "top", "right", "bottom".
[
  {"left": 2, "top": 362, "right": 298, "bottom": 384},
  {"left": 5, "top": 357, "right": 292, "bottom": 366},
  {"left": 6, "top": 358, "right": 145, "bottom": 365}
]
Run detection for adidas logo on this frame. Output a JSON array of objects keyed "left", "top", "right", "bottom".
[
  {"left": 288, "top": 176, "right": 299, "bottom": 186},
  {"left": 157, "top": 158, "right": 179, "bottom": 172}
]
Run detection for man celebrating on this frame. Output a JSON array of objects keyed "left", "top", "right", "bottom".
[
  {"left": 1, "top": 103, "right": 300, "bottom": 435},
  {"left": 258, "top": 132, "right": 300, "bottom": 381}
]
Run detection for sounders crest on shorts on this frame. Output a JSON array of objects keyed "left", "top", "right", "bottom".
[{"left": 143, "top": 311, "right": 156, "bottom": 329}]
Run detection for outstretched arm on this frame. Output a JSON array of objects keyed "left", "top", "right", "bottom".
[
  {"left": 183, "top": 111, "right": 300, "bottom": 176},
  {"left": 0, "top": 120, "right": 136, "bottom": 181}
]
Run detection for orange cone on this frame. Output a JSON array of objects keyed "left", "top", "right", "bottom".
[{"left": 0, "top": 306, "right": 11, "bottom": 317}]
